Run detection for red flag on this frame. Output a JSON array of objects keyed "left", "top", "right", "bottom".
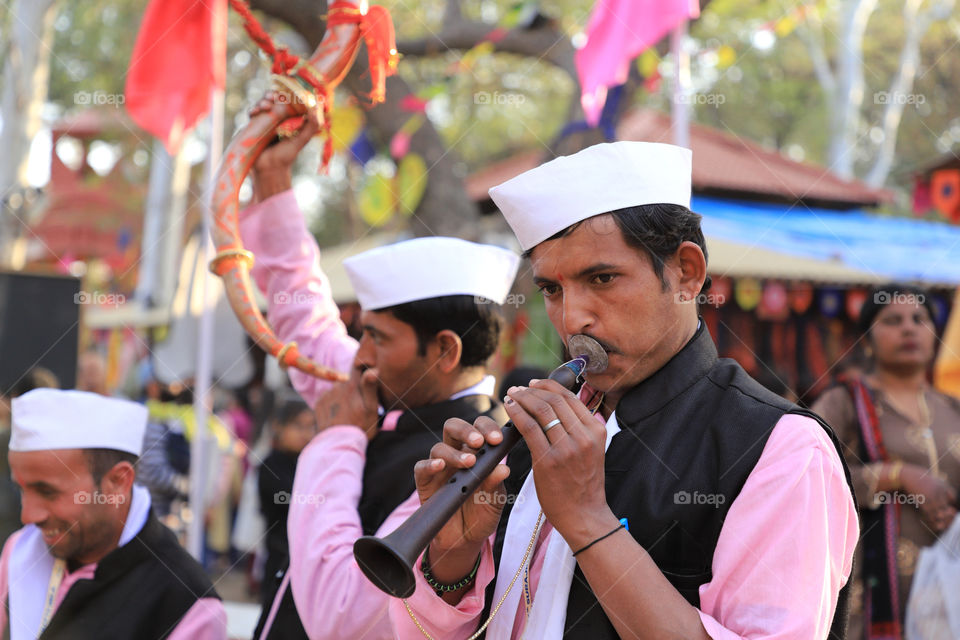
[
  {"left": 125, "top": 0, "right": 226, "bottom": 154},
  {"left": 576, "top": 0, "right": 699, "bottom": 126}
]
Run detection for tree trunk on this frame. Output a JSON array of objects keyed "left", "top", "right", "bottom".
[{"left": 826, "top": 0, "right": 877, "bottom": 180}]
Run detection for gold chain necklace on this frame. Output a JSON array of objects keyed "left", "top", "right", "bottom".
[{"left": 404, "top": 511, "right": 545, "bottom": 640}]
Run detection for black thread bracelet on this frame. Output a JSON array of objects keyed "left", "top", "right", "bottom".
[
  {"left": 572, "top": 523, "right": 625, "bottom": 557},
  {"left": 420, "top": 552, "right": 481, "bottom": 594}
]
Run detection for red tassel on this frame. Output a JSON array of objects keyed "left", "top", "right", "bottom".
[
  {"left": 227, "top": 0, "right": 396, "bottom": 172},
  {"left": 327, "top": 2, "right": 399, "bottom": 104}
]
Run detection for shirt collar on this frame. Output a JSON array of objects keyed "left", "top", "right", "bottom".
[{"left": 449, "top": 375, "right": 496, "bottom": 401}]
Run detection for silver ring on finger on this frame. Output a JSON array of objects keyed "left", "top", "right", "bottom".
[{"left": 542, "top": 418, "right": 562, "bottom": 433}]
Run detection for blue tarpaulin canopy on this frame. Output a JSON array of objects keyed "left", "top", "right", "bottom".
[{"left": 693, "top": 197, "right": 960, "bottom": 285}]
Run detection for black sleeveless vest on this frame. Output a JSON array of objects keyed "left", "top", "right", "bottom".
[
  {"left": 257, "top": 393, "right": 507, "bottom": 640},
  {"left": 3, "top": 514, "right": 221, "bottom": 640},
  {"left": 485, "top": 325, "right": 855, "bottom": 639}
]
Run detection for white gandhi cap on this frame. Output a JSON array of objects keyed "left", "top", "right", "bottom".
[
  {"left": 11, "top": 388, "right": 147, "bottom": 456},
  {"left": 343, "top": 237, "right": 521, "bottom": 310},
  {"left": 489, "top": 141, "right": 692, "bottom": 251}
]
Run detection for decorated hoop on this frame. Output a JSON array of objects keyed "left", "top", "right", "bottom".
[{"left": 210, "top": 1, "right": 397, "bottom": 381}]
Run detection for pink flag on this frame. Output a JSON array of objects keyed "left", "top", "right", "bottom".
[{"left": 576, "top": 0, "right": 699, "bottom": 126}]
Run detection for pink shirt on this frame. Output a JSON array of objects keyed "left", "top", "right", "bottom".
[
  {"left": 390, "top": 414, "right": 859, "bottom": 639},
  {"left": 0, "top": 530, "right": 226, "bottom": 639},
  {"left": 286, "top": 427, "right": 421, "bottom": 638},
  {"left": 242, "top": 192, "right": 407, "bottom": 637}
]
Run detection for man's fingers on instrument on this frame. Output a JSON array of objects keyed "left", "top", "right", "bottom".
[
  {"left": 506, "top": 386, "right": 571, "bottom": 444},
  {"left": 473, "top": 415, "right": 504, "bottom": 446},
  {"left": 511, "top": 385, "right": 581, "bottom": 431},
  {"left": 528, "top": 378, "right": 579, "bottom": 400},
  {"left": 413, "top": 458, "right": 448, "bottom": 500},
  {"left": 443, "top": 417, "right": 485, "bottom": 450},
  {"left": 429, "top": 441, "right": 476, "bottom": 471},
  {"left": 530, "top": 379, "right": 595, "bottom": 424},
  {"left": 504, "top": 390, "right": 554, "bottom": 452}
]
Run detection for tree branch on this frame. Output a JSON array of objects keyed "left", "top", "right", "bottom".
[
  {"left": 397, "top": 21, "right": 577, "bottom": 79},
  {"left": 865, "top": 0, "right": 955, "bottom": 186},
  {"left": 442, "top": 0, "right": 462, "bottom": 30},
  {"left": 793, "top": 7, "right": 835, "bottom": 95}
]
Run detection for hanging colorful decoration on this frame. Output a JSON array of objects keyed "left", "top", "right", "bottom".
[
  {"left": 396, "top": 153, "right": 428, "bottom": 216},
  {"left": 845, "top": 288, "right": 869, "bottom": 322},
  {"left": 734, "top": 277, "right": 763, "bottom": 311},
  {"left": 399, "top": 94, "right": 430, "bottom": 113},
  {"left": 819, "top": 288, "right": 844, "bottom": 318},
  {"left": 912, "top": 176, "right": 933, "bottom": 216},
  {"left": 349, "top": 130, "right": 377, "bottom": 165},
  {"left": 357, "top": 153, "right": 429, "bottom": 225},
  {"left": 359, "top": 171, "right": 396, "bottom": 227},
  {"left": 329, "top": 105, "right": 365, "bottom": 152},
  {"left": 453, "top": 41, "right": 496, "bottom": 73},
  {"left": 757, "top": 280, "right": 789, "bottom": 321},
  {"left": 715, "top": 45, "right": 736, "bottom": 69},
  {"left": 389, "top": 114, "right": 426, "bottom": 159},
  {"left": 752, "top": 3, "right": 818, "bottom": 48},
  {"left": 417, "top": 83, "right": 448, "bottom": 101},
  {"left": 709, "top": 276, "right": 732, "bottom": 307},
  {"left": 931, "top": 169, "right": 960, "bottom": 222},
  {"left": 788, "top": 281, "right": 815, "bottom": 314},
  {"left": 389, "top": 132, "right": 412, "bottom": 159},
  {"left": 325, "top": 1, "right": 400, "bottom": 105}
]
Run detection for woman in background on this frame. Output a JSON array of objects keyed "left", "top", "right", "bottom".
[{"left": 813, "top": 283, "right": 960, "bottom": 639}]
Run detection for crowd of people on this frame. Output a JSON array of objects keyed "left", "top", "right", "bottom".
[{"left": 0, "top": 97, "right": 956, "bottom": 640}]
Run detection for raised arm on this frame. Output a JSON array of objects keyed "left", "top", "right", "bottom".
[{"left": 238, "top": 95, "right": 357, "bottom": 406}]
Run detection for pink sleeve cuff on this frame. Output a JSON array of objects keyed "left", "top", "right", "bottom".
[{"left": 391, "top": 539, "right": 496, "bottom": 639}]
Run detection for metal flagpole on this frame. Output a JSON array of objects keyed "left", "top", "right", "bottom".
[
  {"left": 188, "top": 85, "right": 225, "bottom": 561},
  {"left": 671, "top": 19, "right": 691, "bottom": 149},
  {"left": 187, "top": 0, "right": 229, "bottom": 557}
]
